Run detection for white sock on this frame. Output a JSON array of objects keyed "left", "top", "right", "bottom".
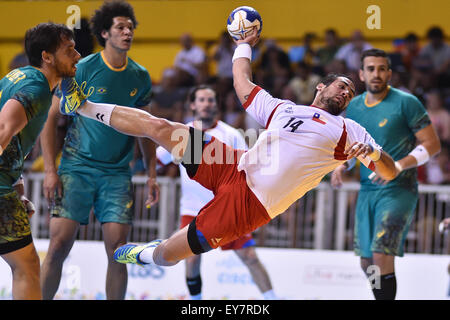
[
  {"left": 262, "top": 289, "right": 278, "bottom": 300},
  {"left": 190, "top": 293, "right": 202, "bottom": 300},
  {"left": 138, "top": 246, "right": 156, "bottom": 264},
  {"left": 77, "top": 100, "right": 115, "bottom": 126}
]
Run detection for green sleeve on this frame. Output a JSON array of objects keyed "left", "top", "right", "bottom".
[
  {"left": 403, "top": 94, "right": 431, "bottom": 133},
  {"left": 135, "top": 72, "right": 152, "bottom": 108},
  {"left": 11, "top": 83, "right": 49, "bottom": 121}
]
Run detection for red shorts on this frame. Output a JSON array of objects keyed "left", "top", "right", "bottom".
[
  {"left": 186, "top": 136, "right": 271, "bottom": 252},
  {"left": 180, "top": 215, "right": 255, "bottom": 250}
]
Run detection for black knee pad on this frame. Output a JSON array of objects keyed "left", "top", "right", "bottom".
[
  {"left": 181, "top": 127, "right": 208, "bottom": 178},
  {"left": 187, "top": 217, "right": 213, "bottom": 255}
]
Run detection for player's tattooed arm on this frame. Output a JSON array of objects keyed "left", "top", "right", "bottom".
[{"left": 232, "top": 58, "right": 256, "bottom": 106}]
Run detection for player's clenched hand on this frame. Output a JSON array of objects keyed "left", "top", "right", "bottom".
[
  {"left": 331, "top": 164, "right": 347, "bottom": 188},
  {"left": 368, "top": 161, "right": 402, "bottom": 185},
  {"left": 344, "top": 142, "right": 373, "bottom": 160},
  {"left": 43, "top": 171, "right": 62, "bottom": 205},
  {"left": 235, "top": 26, "right": 260, "bottom": 47},
  {"left": 20, "top": 195, "right": 36, "bottom": 218},
  {"left": 145, "top": 177, "right": 160, "bottom": 209},
  {"left": 439, "top": 218, "right": 450, "bottom": 233}
]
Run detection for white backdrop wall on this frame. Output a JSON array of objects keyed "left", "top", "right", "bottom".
[{"left": 0, "top": 240, "right": 448, "bottom": 300}]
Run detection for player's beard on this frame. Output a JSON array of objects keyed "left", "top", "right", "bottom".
[
  {"left": 366, "top": 80, "right": 388, "bottom": 94},
  {"left": 195, "top": 109, "right": 217, "bottom": 127},
  {"left": 54, "top": 57, "right": 76, "bottom": 78},
  {"left": 320, "top": 95, "right": 344, "bottom": 116},
  {"left": 199, "top": 114, "right": 216, "bottom": 127}
]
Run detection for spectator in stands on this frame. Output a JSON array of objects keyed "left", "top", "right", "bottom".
[
  {"left": 398, "top": 33, "right": 421, "bottom": 72},
  {"left": 288, "top": 32, "right": 316, "bottom": 66},
  {"left": 254, "top": 39, "right": 291, "bottom": 96},
  {"left": 222, "top": 90, "right": 246, "bottom": 130},
  {"left": 324, "top": 58, "right": 347, "bottom": 75},
  {"left": 211, "top": 31, "right": 236, "bottom": 111},
  {"left": 151, "top": 67, "right": 187, "bottom": 122},
  {"left": 425, "top": 142, "right": 450, "bottom": 185},
  {"left": 280, "top": 83, "right": 298, "bottom": 103},
  {"left": 408, "top": 56, "right": 436, "bottom": 101},
  {"left": 390, "top": 71, "right": 411, "bottom": 94},
  {"left": 174, "top": 33, "right": 207, "bottom": 87},
  {"left": 419, "top": 26, "right": 450, "bottom": 89},
  {"left": 213, "top": 31, "right": 235, "bottom": 81},
  {"left": 315, "top": 29, "right": 341, "bottom": 70},
  {"left": 288, "top": 61, "right": 321, "bottom": 105},
  {"left": 335, "top": 30, "right": 372, "bottom": 72},
  {"left": 425, "top": 90, "right": 450, "bottom": 143}
]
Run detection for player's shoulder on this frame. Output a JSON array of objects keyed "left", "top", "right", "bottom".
[
  {"left": 389, "top": 86, "right": 420, "bottom": 102},
  {"left": 343, "top": 116, "right": 361, "bottom": 126},
  {"left": 127, "top": 57, "right": 150, "bottom": 75},
  {"left": 343, "top": 116, "right": 366, "bottom": 132},
  {"left": 77, "top": 52, "right": 101, "bottom": 67},
  {"left": 13, "top": 66, "right": 50, "bottom": 92},
  {"left": 17, "top": 65, "right": 44, "bottom": 80},
  {"left": 347, "top": 93, "right": 365, "bottom": 108}
]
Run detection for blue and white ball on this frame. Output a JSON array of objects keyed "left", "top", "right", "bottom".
[{"left": 226, "top": 6, "right": 262, "bottom": 40}]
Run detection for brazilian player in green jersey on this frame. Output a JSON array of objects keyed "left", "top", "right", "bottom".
[
  {"left": 40, "top": 1, "right": 159, "bottom": 300},
  {"left": 0, "top": 23, "right": 80, "bottom": 299},
  {"left": 332, "top": 49, "right": 441, "bottom": 300}
]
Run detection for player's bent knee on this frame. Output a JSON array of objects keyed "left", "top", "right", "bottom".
[
  {"left": 360, "top": 257, "right": 373, "bottom": 274},
  {"left": 187, "top": 218, "right": 213, "bottom": 255}
]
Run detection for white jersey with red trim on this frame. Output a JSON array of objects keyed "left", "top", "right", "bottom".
[
  {"left": 157, "top": 120, "right": 247, "bottom": 217},
  {"left": 237, "top": 86, "right": 380, "bottom": 218}
]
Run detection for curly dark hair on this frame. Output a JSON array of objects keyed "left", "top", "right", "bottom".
[{"left": 90, "top": 0, "right": 138, "bottom": 47}]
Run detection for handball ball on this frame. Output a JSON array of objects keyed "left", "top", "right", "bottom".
[{"left": 227, "top": 6, "right": 262, "bottom": 40}]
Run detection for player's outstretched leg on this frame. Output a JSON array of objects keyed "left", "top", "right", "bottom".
[
  {"left": 113, "top": 239, "right": 163, "bottom": 266},
  {"left": 114, "top": 226, "right": 196, "bottom": 267},
  {"left": 59, "top": 77, "right": 191, "bottom": 159}
]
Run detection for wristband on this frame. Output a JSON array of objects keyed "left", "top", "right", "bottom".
[
  {"left": 20, "top": 195, "right": 36, "bottom": 213},
  {"left": 368, "top": 144, "right": 381, "bottom": 162},
  {"left": 345, "top": 157, "right": 357, "bottom": 171},
  {"left": 394, "top": 161, "right": 403, "bottom": 172},
  {"left": 13, "top": 175, "right": 24, "bottom": 187},
  {"left": 409, "top": 144, "right": 430, "bottom": 166},
  {"left": 232, "top": 43, "right": 252, "bottom": 63}
]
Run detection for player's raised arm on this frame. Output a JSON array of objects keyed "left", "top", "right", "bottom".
[{"left": 231, "top": 28, "right": 259, "bottom": 106}]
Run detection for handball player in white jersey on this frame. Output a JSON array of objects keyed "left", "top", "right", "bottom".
[
  {"left": 156, "top": 85, "right": 277, "bottom": 299},
  {"left": 58, "top": 27, "right": 397, "bottom": 269}
]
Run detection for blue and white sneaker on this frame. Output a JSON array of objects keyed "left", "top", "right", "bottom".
[
  {"left": 113, "top": 239, "right": 163, "bottom": 266},
  {"left": 59, "top": 77, "right": 87, "bottom": 116}
]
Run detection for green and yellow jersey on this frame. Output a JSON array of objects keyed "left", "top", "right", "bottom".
[
  {"left": 346, "top": 86, "right": 431, "bottom": 190},
  {"left": 0, "top": 66, "right": 52, "bottom": 194},
  {"left": 60, "top": 52, "right": 152, "bottom": 172}
]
